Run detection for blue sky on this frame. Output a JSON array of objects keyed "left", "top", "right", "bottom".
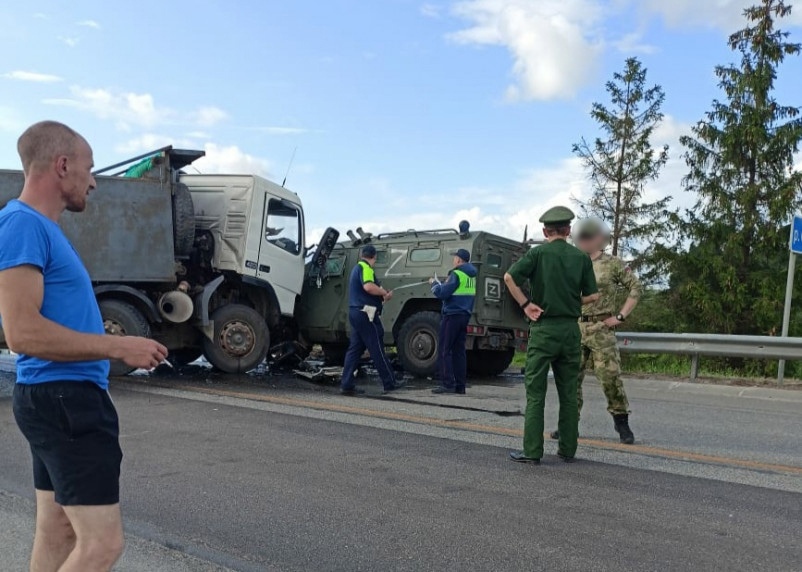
[{"left": 1, "top": 0, "right": 801, "bottom": 243}]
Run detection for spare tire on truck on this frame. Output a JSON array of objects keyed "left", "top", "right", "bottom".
[
  {"left": 99, "top": 299, "right": 152, "bottom": 377},
  {"left": 202, "top": 304, "right": 270, "bottom": 373},
  {"left": 172, "top": 182, "right": 196, "bottom": 257},
  {"left": 396, "top": 311, "right": 441, "bottom": 378}
]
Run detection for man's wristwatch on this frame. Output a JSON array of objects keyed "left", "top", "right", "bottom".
[
  {"left": 520, "top": 299, "right": 532, "bottom": 309},
  {"left": 616, "top": 313, "right": 626, "bottom": 322}
]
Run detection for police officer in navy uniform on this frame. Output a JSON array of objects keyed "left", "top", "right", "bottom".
[
  {"left": 340, "top": 244, "right": 403, "bottom": 395},
  {"left": 430, "top": 248, "right": 477, "bottom": 394}
]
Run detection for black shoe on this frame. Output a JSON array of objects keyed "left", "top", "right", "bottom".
[
  {"left": 550, "top": 430, "right": 560, "bottom": 440},
  {"left": 455, "top": 386, "right": 466, "bottom": 394},
  {"left": 557, "top": 453, "right": 576, "bottom": 463},
  {"left": 382, "top": 380, "right": 407, "bottom": 394},
  {"left": 508, "top": 451, "right": 541, "bottom": 464},
  {"left": 340, "top": 387, "right": 365, "bottom": 396},
  {"left": 431, "top": 386, "right": 456, "bottom": 394},
  {"left": 613, "top": 414, "right": 635, "bottom": 444}
]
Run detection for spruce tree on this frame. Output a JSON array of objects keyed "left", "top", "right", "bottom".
[
  {"left": 573, "top": 57, "right": 670, "bottom": 268},
  {"left": 673, "top": 0, "right": 802, "bottom": 335}
]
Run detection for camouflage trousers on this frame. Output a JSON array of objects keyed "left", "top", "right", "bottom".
[{"left": 578, "top": 321, "right": 630, "bottom": 416}]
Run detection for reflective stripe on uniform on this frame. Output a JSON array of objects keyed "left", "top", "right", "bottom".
[{"left": 453, "top": 269, "right": 476, "bottom": 296}]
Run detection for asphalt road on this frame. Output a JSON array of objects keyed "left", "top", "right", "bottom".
[{"left": 1, "top": 371, "right": 801, "bottom": 571}]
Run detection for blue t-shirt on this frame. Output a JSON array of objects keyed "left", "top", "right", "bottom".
[
  {"left": 0, "top": 200, "right": 110, "bottom": 388},
  {"left": 348, "top": 259, "right": 383, "bottom": 311}
]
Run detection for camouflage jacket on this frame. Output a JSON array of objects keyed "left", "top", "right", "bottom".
[{"left": 582, "top": 252, "right": 642, "bottom": 317}]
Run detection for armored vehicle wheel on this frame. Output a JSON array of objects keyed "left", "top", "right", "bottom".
[
  {"left": 203, "top": 304, "right": 270, "bottom": 373},
  {"left": 172, "top": 182, "right": 196, "bottom": 257},
  {"left": 397, "top": 311, "right": 441, "bottom": 377},
  {"left": 321, "top": 343, "right": 348, "bottom": 366},
  {"left": 99, "top": 299, "right": 152, "bottom": 377},
  {"left": 467, "top": 349, "right": 515, "bottom": 377},
  {"left": 168, "top": 348, "right": 203, "bottom": 367}
]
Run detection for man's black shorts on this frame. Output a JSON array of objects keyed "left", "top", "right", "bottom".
[{"left": 12, "top": 381, "right": 123, "bottom": 506}]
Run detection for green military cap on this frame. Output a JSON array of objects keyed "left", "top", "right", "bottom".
[{"left": 538, "top": 205, "right": 575, "bottom": 225}]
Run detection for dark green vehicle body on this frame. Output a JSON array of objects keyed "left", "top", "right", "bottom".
[{"left": 295, "top": 228, "right": 530, "bottom": 377}]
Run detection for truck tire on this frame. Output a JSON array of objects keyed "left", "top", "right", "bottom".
[
  {"left": 397, "top": 311, "right": 441, "bottom": 377},
  {"left": 467, "top": 349, "right": 515, "bottom": 377},
  {"left": 203, "top": 304, "right": 270, "bottom": 373},
  {"left": 99, "top": 299, "right": 151, "bottom": 377},
  {"left": 321, "top": 343, "right": 348, "bottom": 366},
  {"left": 172, "top": 182, "right": 196, "bottom": 257}
]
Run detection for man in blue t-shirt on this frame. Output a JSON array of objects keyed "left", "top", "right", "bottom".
[
  {"left": 0, "top": 121, "right": 168, "bottom": 572},
  {"left": 340, "top": 244, "right": 403, "bottom": 395}
]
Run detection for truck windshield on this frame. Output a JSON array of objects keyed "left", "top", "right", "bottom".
[{"left": 265, "top": 199, "right": 301, "bottom": 255}]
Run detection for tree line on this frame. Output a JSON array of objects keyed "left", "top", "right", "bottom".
[{"left": 574, "top": 0, "right": 802, "bottom": 358}]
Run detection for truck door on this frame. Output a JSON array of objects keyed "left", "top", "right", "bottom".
[{"left": 257, "top": 196, "right": 305, "bottom": 316}]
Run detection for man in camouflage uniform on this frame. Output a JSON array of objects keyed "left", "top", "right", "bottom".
[{"left": 550, "top": 217, "right": 641, "bottom": 444}]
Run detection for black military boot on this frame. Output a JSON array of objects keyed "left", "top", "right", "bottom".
[{"left": 613, "top": 414, "right": 635, "bottom": 444}]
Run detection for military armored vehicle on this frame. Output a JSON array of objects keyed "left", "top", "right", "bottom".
[
  {"left": 0, "top": 147, "right": 338, "bottom": 375},
  {"left": 295, "top": 225, "right": 530, "bottom": 377}
]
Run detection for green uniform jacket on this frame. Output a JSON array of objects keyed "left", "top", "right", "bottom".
[
  {"left": 582, "top": 253, "right": 642, "bottom": 317},
  {"left": 507, "top": 239, "right": 598, "bottom": 318}
]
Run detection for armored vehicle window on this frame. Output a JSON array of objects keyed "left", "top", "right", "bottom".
[
  {"left": 486, "top": 253, "right": 503, "bottom": 268},
  {"left": 266, "top": 199, "right": 301, "bottom": 255},
  {"left": 409, "top": 248, "right": 441, "bottom": 263},
  {"left": 326, "top": 256, "right": 345, "bottom": 275},
  {"left": 375, "top": 250, "right": 389, "bottom": 266}
]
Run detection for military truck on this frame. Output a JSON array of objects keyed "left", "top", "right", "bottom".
[
  {"left": 0, "top": 147, "right": 338, "bottom": 375},
  {"left": 295, "top": 226, "right": 530, "bottom": 377}
]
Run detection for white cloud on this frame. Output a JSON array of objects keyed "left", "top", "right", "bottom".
[
  {"left": 449, "top": 0, "right": 604, "bottom": 100},
  {"left": 2, "top": 70, "right": 62, "bottom": 83},
  {"left": 194, "top": 143, "right": 271, "bottom": 177},
  {"left": 420, "top": 3, "right": 443, "bottom": 18},
  {"left": 194, "top": 106, "right": 227, "bottom": 127},
  {"left": 641, "top": 0, "right": 802, "bottom": 30},
  {"left": 43, "top": 86, "right": 228, "bottom": 131},
  {"left": 254, "top": 126, "right": 309, "bottom": 135},
  {"left": 58, "top": 36, "right": 80, "bottom": 48},
  {"left": 77, "top": 19, "right": 101, "bottom": 29},
  {"left": 44, "top": 87, "right": 167, "bottom": 130},
  {"left": 613, "top": 31, "right": 657, "bottom": 54},
  {"left": 114, "top": 136, "right": 272, "bottom": 178}
]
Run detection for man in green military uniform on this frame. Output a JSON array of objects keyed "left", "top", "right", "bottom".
[
  {"left": 504, "top": 206, "right": 599, "bottom": 464},
  {"left": 550, "top": 217, "right": 641, "bottom": 444}
]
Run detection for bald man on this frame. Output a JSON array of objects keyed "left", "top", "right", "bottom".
[{"left": 0, "top": 121, "right": 168, "bottom": 572}]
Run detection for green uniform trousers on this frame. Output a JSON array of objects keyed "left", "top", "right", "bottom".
[
  {"left": 577, "top": 322, "right": 630, "bottom": 416},
  {"left": 523, "top": 319, "right": 581, "bottom": 459}
]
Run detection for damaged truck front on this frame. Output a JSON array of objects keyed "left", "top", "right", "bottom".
[{"left": 0, "top": 147, "right": 337, "bottom": 375}]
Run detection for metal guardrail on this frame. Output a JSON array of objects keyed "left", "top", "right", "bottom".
[{"left": 616, "top": 332, "right": 802, "bottom": 384}]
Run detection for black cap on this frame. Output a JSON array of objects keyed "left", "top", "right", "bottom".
[
  {"left": 361, "top": 244, "right": 377, "bottom": 258},
  {"left": 449, "top": 248, "right": 471, "bottom": 262}
]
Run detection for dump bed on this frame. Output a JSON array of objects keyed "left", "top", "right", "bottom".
[{"left": 0, "top": 170, "right": 177, "bottom": 283}]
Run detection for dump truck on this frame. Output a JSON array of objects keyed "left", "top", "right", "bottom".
[
  {"left": 0, "top": 147, "right": 339, "bottom": 375},
  {"left": 295, "top": 226, "right": 530, "bottom": 377}
]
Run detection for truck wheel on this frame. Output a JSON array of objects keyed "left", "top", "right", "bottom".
[
  {"left": 467, "top": 349, "right": 515, "bottom": 377},
  {"left": 172, "top": 182, "right": 196, "bottom": 257},
  {"left": 168, "top": 348, "right": 203, "bottom": 368},
  {"left": 99, "top": 299, "right": 151, "bottom": 377},
  {"left": 202, "top": 304, "right": 269, "bottom": 373},
  {"left": 397, "top": 311, "right": 441, "bottom": 377},
  {"left": 321, "top": 344, "right": 348, "bottom": 366}
]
